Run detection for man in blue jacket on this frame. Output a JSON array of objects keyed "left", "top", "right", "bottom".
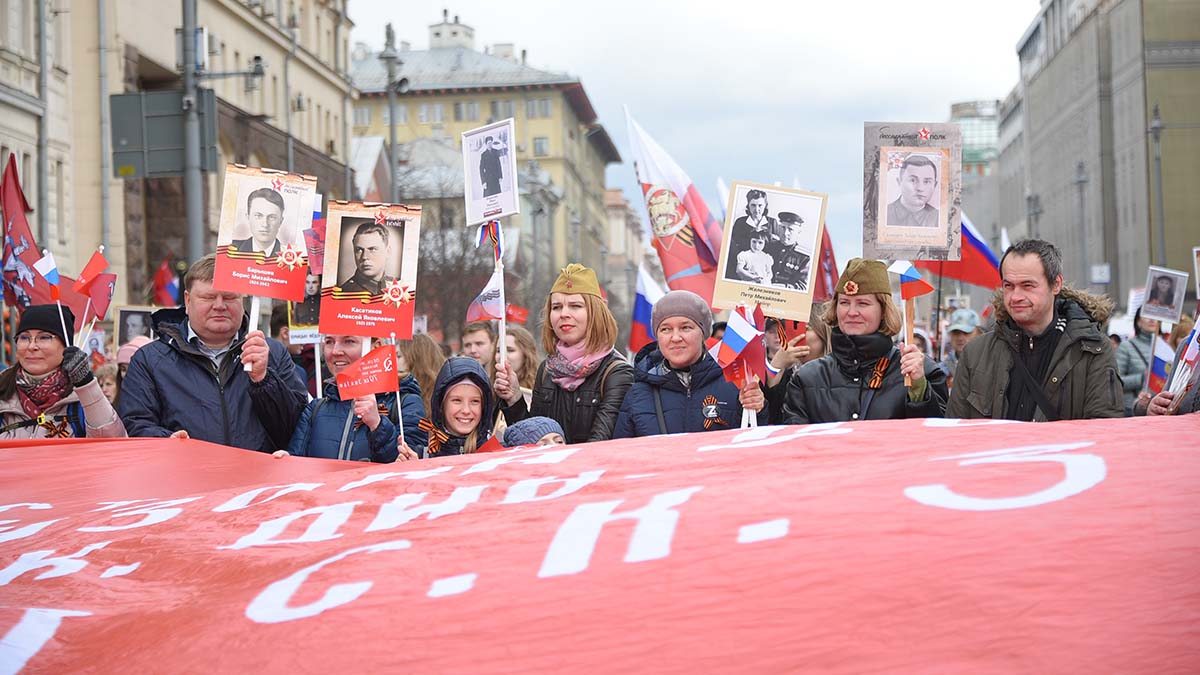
[{"left": 118, "top": 254, "right": 308, "bottom": 452}]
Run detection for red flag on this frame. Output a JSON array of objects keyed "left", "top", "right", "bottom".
[
  {"left": 153, "top": 256, "right": 179, "bottom": 306},
  {"left": 335, "top": 344, "right": 400, "bottom": 399},
  {"left": 812, "top": 227, "right": 839, "bottom": 304},
  {"left": 1, "top": 154, "right": 40, "bottom": 310},
  {"left": 87, "top": 272, "right": 118, "bottom": 322},
  {"left": 475, "top": 435, "right": 504, "bottom": 453},
  {"left": 505, "top": 304, "right": 529, "bottom": 324},
  {"left": 73, "top": 248, "right": 110, "bottom": 293},
  {"left": 734, "top": 304, "right": 767, "bottom": 385}
]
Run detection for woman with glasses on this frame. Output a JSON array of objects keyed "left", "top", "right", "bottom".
[{"left": 0, "top": 305, "right": 125, "bottom": 438}]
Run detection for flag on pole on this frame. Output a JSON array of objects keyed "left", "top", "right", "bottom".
[
  {"left": 812, "top": 227, "right": 840, "bottom": 303},
  {"left": 914, "top": 213, "right": 1001, "bottom": 289},
  {"left": 153, "top": 257, "right": 179, "bottom": 306},
  {"left": 1000, "top": 226, "right": 1012, "bottom": 254},
  {"left": 629, "top": 262, "right": 666, "bottom": 354},
  {"left": 505, "top": 304, "right": 529, "bottom": 324},
  {"left": 1145, "top": 335, "right": 1174, "bottom": 395},
  {"left": 715, "top": 177, "right": 731, "bottom": 223},
  {"left": 0, "top": 153, "right": 38, "bottom": 310},
  {"left": 73, "top": 248, "right": 109, "bottom": 293},
  {"left": 709, "top": 308, "right": 763, "bottom": 369},
  {"left": 335, "top": 344, "right": 400, "bottom": 400},
  {"left": 86, "top": 273, "right": 118, "bottom": 322},
  {"left": 888, "top": 261, "right": 936, "bottom": 299},
  {"left": 625, "top": 109, "right": 723, "bottom": 305},
  {"left": 32, "top": 251, "right": 61, "bottom": 300},
  {"left": 465, "top": 268, "right": 505, "bottom": 323}
]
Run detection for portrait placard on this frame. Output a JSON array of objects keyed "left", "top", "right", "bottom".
[
  {"left": 114, "top": 305, "right": 157, "bottom": 346},
  {"left": 318, "top": 202, "right": 421, "bottom": 339},
  {"left": 1140, "top": 265, "right": 1189, "bottom": 324},
  {"left": 1192, "top": 247, "right": 1200, "bottom": 299},
  {"left": 214, "top": 164, "right": 318, "bottom": 301},
  {"left": 713, "top": 181, "right": 827, "bottom": 322},
  {"left": 462, "top": 118, "right": 519, "bottom": 226},
  {"left": 287, "top": 267, "right": 322, "bottom": 345},
  {"left": 863, "top": 123, "right": 962, "bottom": 261}
]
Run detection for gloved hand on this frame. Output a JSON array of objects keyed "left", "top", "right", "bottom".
[{"left": 61, "top": 346, "right": 95, "bottom": 388}]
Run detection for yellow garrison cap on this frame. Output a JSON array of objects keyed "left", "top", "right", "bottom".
[{"left": 550, "top": 263, "right": 602, "bottom": 298}]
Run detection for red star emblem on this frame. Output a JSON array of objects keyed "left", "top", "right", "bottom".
[
  {"left": 271, "top": 177, "right": 284, "bottom": 192},
  {"left": 918, "top": 127, "right": 931, "bottom": 141},
  {"left": 374, "top": 210, "right": 387, "bottom": 226}
]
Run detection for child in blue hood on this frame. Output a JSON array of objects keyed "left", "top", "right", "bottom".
[{"left": 407, "top": 356, "right": 495, "bottom": 457}]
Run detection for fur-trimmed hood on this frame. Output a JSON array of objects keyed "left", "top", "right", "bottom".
[{"left": 990, "top": 287, "right": 1114, "bottom": 326}]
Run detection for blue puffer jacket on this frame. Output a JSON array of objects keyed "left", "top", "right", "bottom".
[
  {"left": 426, "top": 357, "right": 494, "bottom": 456},
  {"left": 287, "top": 374, "right": 427, "bottom": 462},
  {"left": 118, "top": 307, "right": 309, "bottom": 452},
  {"left": 613, "top": 343, "right": 766, "bottom": 438}
]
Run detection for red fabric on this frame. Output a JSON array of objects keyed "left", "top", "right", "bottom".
[
  {"left": 914, "top": 248, "right": 1001, "bottom": 290},
  {"left": 334, "top": 344, "right": 399, "bottom": 399},
  {"left": 72, "top": 249, "right": 109, "bottom": 294},
  {"left": 2, "top": 416, "right": 1199, "bottom": 672},
  {"left": 812, "top": 227, "right": 839, "bottom": 303},
  {"left": 152, "top": 257, "right": 177, "bottom": 306},
  {"left": 85, "top": 273, "right": 117, "bottom": 322},
  {"left": 505, "top": 304, "right": 529, "bottom": 324},
  {"left": 1, "top": 154, "right": 36, "bottom": 309}
]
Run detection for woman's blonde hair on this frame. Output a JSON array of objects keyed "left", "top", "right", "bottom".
[
  {"left": 806, "top": 302, "right": 833, "bottom": 357},
  {"left": 398, "top": 333, "right": 446, "bottom": 414},
  {"left": 506, "top": 324, "right": 539, "bottom": 389},
  {"left": 540, "top": 293, "right": 618, "bottom": 355},
  {"left": 822, "top": 292, "right": 903, "bottom": 337}
]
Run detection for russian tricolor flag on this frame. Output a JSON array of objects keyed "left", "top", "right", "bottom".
[
  {"left": 709, "top": 309, "right": 762, "bottom": 369},
  {"left": 1146, "top": 335, "right": 1174, "bottom": 395},
  {"left": 914, "top": 212, "right": 1001, "bottom": 289},
  {"left": 32, "top": 250, "right": 61, "bottom": 300},
  {"left": 629, "top": 263, "right": 665, "bottom": 354},
  {"left": 888, "top": 260, "right": 935, "bottom": 299}
]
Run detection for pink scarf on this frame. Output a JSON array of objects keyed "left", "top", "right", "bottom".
[{"left": 544, "top": 341, "right": 611, "bottom": 392}]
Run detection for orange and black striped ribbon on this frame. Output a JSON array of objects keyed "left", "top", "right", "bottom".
[
  {"left": 868, "top": 356, "right": 890, "bottom": 390},
  {"left": 417, "top": 418, "right": 449, "bottom": 455}
]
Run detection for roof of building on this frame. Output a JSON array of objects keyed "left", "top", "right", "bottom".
[
  {"left": 394, "top": 136, "right": 464, "bottom": 200},
  {"left": 350, "top": 136, "right": 388, "bottom": 198}
]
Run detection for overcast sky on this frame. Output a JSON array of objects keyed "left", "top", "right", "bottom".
[{"left": 350, "top": 0, "right": 1038, "bottom": 262}]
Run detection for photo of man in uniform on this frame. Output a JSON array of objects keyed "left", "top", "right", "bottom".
[
  {"left": 338, "top": 222, "right": 395, "bottom": 296},
  {"left": 772, "top": 213, "right": 811, "bottom": 290},
  {"left": 119, "top": 310, "right": 153, "bottom": 345},
  {"left": 232, "top": 188, "right": 287, "bottom": 256},
  {"left": 291, "top": 270, "right": 321, "bottom": 326},
  {"left": 479, "top": 136, "right": 504, "bottom": 197},
  {"left": 886, "top": 155, "right": 940, "bottom": 228},
  {"left": 724, "top": 189, "right": 781, "bottom": 277}
]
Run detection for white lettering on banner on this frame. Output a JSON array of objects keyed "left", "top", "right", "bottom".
[
  {"left": 245, "top": 540, "right": 411, "bottom": 624},
  {"left": 80, "top": 497, "right": 203, "bottom": 532},
  {"left": 501, "top": 471, "right": 605, "bottom": 505},
  {"left": 211, "top": 483, "right": 324, "bottom": 513},
  {"left": 904, "top": 442, "right": 1104, "bottom": 511},
  {"left": 696, "top": 423, "right": 852, "bottom": 452},
  {"left": 538, "top": 486, "right": 703, "bottom": 578},
  {"left": 337, "top": 467, "right": 454, "bottom": 492},
  {"left": 923, "top": 418, "right": 1020, "bottom": 428},
  {"left": 461, "top": 448, "right": 580, "bottom": 475},
  {"left": 0, "top": 608, "right": 92, "bottom": 675},
  {"left": 364, "top": 487, "right": 487, "bottom": 532},
  {"left": 0, "top": 503, "right": 60, "bottom": 545},
  {"left": 221, "top": 502, "right": 362, "bottom": 550},
  {"left": 0, "top": 542, "right": 111, "bottom": 586}
]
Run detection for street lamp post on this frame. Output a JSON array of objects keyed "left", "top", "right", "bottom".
[
  {"left": 1074, "top": 161, "right": 1088, "bottom": 288},
  {"left": 1149, "top": 104, "right": 1167, "bottom": 267},
  {"left": 378, "top": 24, "right": 407, "bottom": 204}
]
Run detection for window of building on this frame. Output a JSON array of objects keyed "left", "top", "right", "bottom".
[
  {"left": 454, "top": 102, "right": 480, "bottom": 122},
  {"left": 489, "top": 99, "right": 514, "bottom": 121},
  {"left": 527, "top": 98, "right": 552, "bottom": 119},
  {"left": 539, "top": 98, "right": 552, "bottom": 118},
  {"left": 533, "top": 136, "right": 549, "bottom": 157},
  {"left": 423, "top": 103, "right": 444, "bottom": 124},
  {"left": 354, "top": 106, "right": 371, "bottom": 126}
]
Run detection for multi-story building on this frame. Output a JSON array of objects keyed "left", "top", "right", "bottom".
[
  {"left": 604, "top": 189, "right": 647, "bottom": 352},
  {"left": 17, "top": 0, "right": 356, "bottom": 306},
  {"left": 349, "top": 12, "right": 621, "bottom": 280},
  {"left": 995, "top": 84, "right": 1028, "bottom": 246}
]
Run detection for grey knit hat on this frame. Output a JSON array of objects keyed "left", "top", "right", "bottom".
[
  {"left": 503, "top": 416, "right": 565, "bottom": 447},
  {"left": 651, "top": 290, "right": 713, "bottom": 338}
]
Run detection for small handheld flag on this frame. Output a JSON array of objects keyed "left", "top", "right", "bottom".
[
  {"left": 73, "top": 248, "right": 110, "bottom": 294},
  {"left": 1145, "top": 334, "right": 1174, "bottom": 395},
  {"left": 466, "top": 268, "right": 505, "bottom": 323},
  {"left": 335, "top": 344, "right": 400, "bottom": 400},
  {"left": 32, "top": 250, "right": 60, "bottom": 300},
  {"left": 153, "top": 256, "right": 180, "bottom": 306},
  {"left": 888, "top": 260, "right": 935, "bottom": 299}
]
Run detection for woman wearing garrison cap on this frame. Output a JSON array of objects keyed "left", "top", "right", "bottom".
[
  {"left": 494, "top": 264, "right": 633, "bottom": 444},
  {"left": 782, "top": 259, "right": 947, "bottom": 424},
  {"left": 0, "top": 305, "right": 126, "bottom": 438}
]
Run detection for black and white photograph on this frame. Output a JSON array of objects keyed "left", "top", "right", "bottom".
[
  {"left": 288, "top": 267, "right": 322, "bottom": 345},
  {"left": 1140, "top": 265, "right": 1189, "bottom": 324},
  {"left": 82, "top": 329, "right": 107, "bottom": 358},
  {"left": 115, "top": 305, "right": 156, "bottom": 346},
  {"left": 863, "top": 122, "right": 962, "bottom": 261},
  {"left": 216, "top": 165, "right": 315, "bottom": 257},
  {"left": 334, "top": 217, "right": 405, "bottom": 296},
  {"left": 461, "top": 118, "right": 519, "bottom": 225},
  {"left": 713, "top": 181, "right": 827, "bottom": 322}
]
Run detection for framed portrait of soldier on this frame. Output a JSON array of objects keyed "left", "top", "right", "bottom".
[
  {"left": 713, "top": 181, "right": 827, "bottom": 322},
  {"left": 1140, "top": 265, "right": 1189, "bottom": 324},
  {"left": 318, "top": 201, "right": 422, "bottom": 339},
  {"left": 287, "top": 266, "right": 322, "bottom": 345},
  {"left": 863, "top": 122, "right": 962, "bottom": 261},
  {"left": 213, "top": 164, "right": 318, "bottom": 302},
  {"left": 462, "top": 118, "right": 519, "bottom": 226},
  {"left": 114, "top": 305, "right": 156, "bottom": 346}
]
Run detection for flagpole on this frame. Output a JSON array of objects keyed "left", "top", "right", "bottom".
[
  {"left": 904, "top": 298, "right": 915, "bottom": 387},
  {"left": 934, "top": 261, "right": 945, "bottom": 361},
  {"left": 80, "top": 317, "right": 98, "bottom": 348},
  {"left": 243, "top": 296, "right": 262, "bottom": 371},
  {"left": 494, "top": 221, "right": 507, "bottom": 377},
  {"left": 390, "top": 331, "right": 404, "bottom": 448},
  {"left": 76, "top": 297, "right": 92, "bottom": 345}
]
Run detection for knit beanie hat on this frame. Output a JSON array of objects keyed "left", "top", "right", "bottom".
[
  {"left": 837, "top": 258, "right": 891, "bottom": 297},
  {"left": 550, "top": 264, "right": 602, "bottom": 298},
  {"left": 651, "top": 290, "right": 713, "bottom": 338},
  {"left": 117, "top": 336, "right": 154, "bottom": 365},
  {"left": 16, "top": 304, "right": 74, "bottom": 346},
  {"left": 503, "top": 416, "right": 565, "bottom": 447}
]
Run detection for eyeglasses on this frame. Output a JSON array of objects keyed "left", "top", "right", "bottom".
[{"left": 16, "top": 334, "right": 58, "bottom": 347}]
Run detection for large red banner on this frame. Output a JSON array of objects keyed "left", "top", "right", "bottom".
[{"left": 2, "top": 416, "right": 1199, "bottom": 672}]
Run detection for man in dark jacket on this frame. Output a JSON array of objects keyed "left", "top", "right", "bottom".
[
  {"left": 947, "top": 239, "right": 1122, "bottom": 421},
  {"left": 119, "top": 254, "right": 309, "bottom": 452}
]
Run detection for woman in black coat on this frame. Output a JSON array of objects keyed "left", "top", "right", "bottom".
[
  {"left": 614, "top": 290, "right": 765, "bottom": 437},
  {"left": 782, "top": 259, "right": 947, "bottom": 424}
]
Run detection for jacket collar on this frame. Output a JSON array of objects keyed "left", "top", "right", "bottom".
[{"left": 830, "top": 329, "right": 893, "bottom": 368}]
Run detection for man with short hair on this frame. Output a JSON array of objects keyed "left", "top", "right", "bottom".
[
  {"left": 119, "top": 254, "right": 309, "bottom": 451},
  {"left": 479, "top": 136, "right": 504, "bottom": 197},
  {"left": 338, "top": 223, "right": 394, "bottom": 295},
  {"left": 291, "top": 269, "right": 321, "bottom": 326},
  {"left": 460, "top": 321, "right": 497, "bottom": 377},
  {"left": 940, "top": 307, "right": 981, "bottom": 385},
  {"left": 232, "top": 188, "right": 287, "bottom": 256},
  {"left": 947, "top": 239, "right": 1122, "bottom": 421},
  {"left": 771, "top": 214, "right": 811, "bottom": 290},
  {"left": 887, "top": 155, "right": 940, "bottom": 228}
]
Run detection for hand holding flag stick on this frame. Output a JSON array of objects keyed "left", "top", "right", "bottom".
[
  {"left": 888, "top": 261, "right": 935, "bottom": 387},
  {"left": 390, "top": 332, "right": 405, "bottom": 447}
]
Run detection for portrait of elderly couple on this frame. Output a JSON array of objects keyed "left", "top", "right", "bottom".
[{"left": 722, "top": 187, "right": 820, "bottom": 292}]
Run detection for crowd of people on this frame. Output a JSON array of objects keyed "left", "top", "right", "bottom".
[{"left": 0, "top": 239, "right": 1194, "bottom": 452}]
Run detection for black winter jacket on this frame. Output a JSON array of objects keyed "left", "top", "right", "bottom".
[
  {"left": 118, "top": 308, "right": 309, "bottom": 452},
  {"left": 613, "top": 344, "right": 766, "bottom": 438},
  {"left": 783, "top": 330, "right": 947, "bottom": 424},
  {"left": 427, "top": 357, "right": 495, "bottom": 456},
  {"left": 286, "top": 375, "right": 427, "bottom": 462},
  {"left": 500, "top": 350, "right": 633, "bottom": 445}
]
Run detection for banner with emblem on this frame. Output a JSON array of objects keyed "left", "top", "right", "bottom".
[
  {"left": 863, "top": 122, "right": 962, "bottom": 262},
  {"left": 318, "top": 201, "right": 421, "bottom": 339},
  {"left": 213, "top": 164, "right": 318, "bottom": 302},
  {"left": 712, "top": 181, "right": 827, "bottom": 322}
]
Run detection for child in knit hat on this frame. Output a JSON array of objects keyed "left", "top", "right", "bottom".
[{"left": 503, "top": 416, "right": 566, "bottom": 447}]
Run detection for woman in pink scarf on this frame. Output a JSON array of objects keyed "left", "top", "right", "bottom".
[{"left": 495, "top": 264, "right": 633, "bottom": 444}]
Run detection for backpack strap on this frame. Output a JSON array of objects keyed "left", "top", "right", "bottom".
[
  {"left": 652, "top": 386, "right": 668, "bottom": 435},
  {"left": 598, "top": 356, "right": 624, "bottom": 399}
]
